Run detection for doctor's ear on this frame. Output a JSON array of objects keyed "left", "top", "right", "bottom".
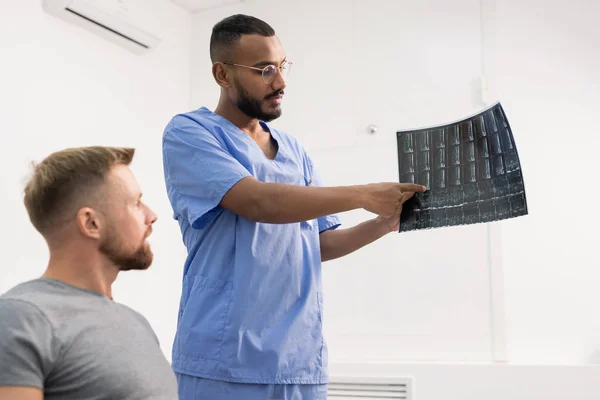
[{"left": 212, "top": 63, "right": 231, "bottom": 88}]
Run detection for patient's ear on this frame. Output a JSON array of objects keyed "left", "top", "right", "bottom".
[{"left": 76, "top": 207, "right": 102, "bottom": 240}]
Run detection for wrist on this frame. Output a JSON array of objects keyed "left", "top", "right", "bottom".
[
  {"left": 353, "top": 184, "right": 371, "bottom": 210},
  {"left": 374, "top": 215, "right": 394, "bottom": 235}
]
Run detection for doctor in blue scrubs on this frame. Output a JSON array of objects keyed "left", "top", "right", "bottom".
[{"left": 161, "top": 14, "right": 425, "bottom": 400}]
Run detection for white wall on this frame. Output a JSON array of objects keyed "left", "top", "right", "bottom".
[
  {"left": 488, "top": 0, "right": 600, "bottom": 365},
  {"left": 0, "top": 0, "right": 191, "bottom": 358},
  {"left": 189, "top": 0, "right": 600, "bottom": 398}
]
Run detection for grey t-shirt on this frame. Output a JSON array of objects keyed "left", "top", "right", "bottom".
[{"left": 0, "top": 278, "right": 178, "bottom": 400}]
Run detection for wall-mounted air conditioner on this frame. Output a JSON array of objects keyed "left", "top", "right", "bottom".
[{"left": 42, "top": 0, "right": 161, "bottom": 55}]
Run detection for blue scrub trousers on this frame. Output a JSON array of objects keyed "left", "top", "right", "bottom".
[{"left": 176, "top": 373, "right": 328, "bottom": 400}]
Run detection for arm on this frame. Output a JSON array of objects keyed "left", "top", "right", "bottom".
[
  {"left": 0, "top": 387, "right": 43, "bottom": 400},
  {"left": 221, "top": 177, "right": 425, "bottom": 224},
  {"left": 221, "top": 177, "right": 361, "bottom": 224},
  {"left": 319, "top": 216, "right": 394, "bottom": 262},
  {"left": 0, "top": 300, "right": 54, "bottom": 400}
]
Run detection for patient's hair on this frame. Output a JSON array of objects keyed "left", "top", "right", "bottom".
[
  {"left": 210, "top": 14, "right": 275, "bottom": 63},
  {"left": 23, "top": 146, "right": 135, "bottom": 236}
]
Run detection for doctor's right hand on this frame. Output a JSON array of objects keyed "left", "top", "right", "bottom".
[{"left": 360, "top": 182, "right": 426, "bottom": 218}]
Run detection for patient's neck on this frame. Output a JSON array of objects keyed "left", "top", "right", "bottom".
[{"left": 42, "top": 243, "right": 118, "bottom": 299}]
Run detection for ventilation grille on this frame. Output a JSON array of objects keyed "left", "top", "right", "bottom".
[
  {"left": 42, "top": 0, "right": 161, "bottom": 54},
  {"left": 64, "top": 7, "right": 149, "bottom": 49},
  {"left": 328, "top": 376, "right": 413, "bottom": 399}
]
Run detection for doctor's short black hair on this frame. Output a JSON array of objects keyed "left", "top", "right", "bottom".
[{"left": 210, "top": 14, "right": 276, "bottom": 63}]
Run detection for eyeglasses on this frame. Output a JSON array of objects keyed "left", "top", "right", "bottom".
[{"left": 222, "top": 61, "right": 292, "bottom": 84}]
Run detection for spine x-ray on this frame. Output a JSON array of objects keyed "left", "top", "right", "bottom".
[{"left": 397, "top": 102, "right": 528, "bottom": 233}]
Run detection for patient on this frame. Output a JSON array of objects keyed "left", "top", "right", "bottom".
[{"left": 0, "top": 146, "right": 178, "bottom": 400}]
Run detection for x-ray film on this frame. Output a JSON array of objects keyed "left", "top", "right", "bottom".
[{"left": 397, "top": 102, "right": 528, "bottom": 233}]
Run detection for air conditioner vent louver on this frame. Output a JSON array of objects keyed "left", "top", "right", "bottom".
[
  {"left": 42, "top": 0, "right": 161, "bottom": 54},
  {"left": 328, "top": 377, "right": 414, "bottom": 400},
  {"left": 64, "top": 7, "right": 149, "bottom": 49}
]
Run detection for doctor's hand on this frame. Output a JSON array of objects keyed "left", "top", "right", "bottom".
[
  {"left": 374, "top": 191, "right": 417, "bottom": 233},
  {"left": 361, "top": 182, "right": 425, "bottom": 219}
]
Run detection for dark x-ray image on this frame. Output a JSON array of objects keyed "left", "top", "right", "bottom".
[{"left": 397, "top": 102, "right": 528, "bottom": 233}]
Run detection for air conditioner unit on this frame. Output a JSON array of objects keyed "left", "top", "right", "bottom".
[{"left": 42, "top": 0, "right": 161, "bottom": 55}]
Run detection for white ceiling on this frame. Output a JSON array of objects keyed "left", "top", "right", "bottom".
[{"left": 170, "top": 0, "right": 249, "bottom": 12}]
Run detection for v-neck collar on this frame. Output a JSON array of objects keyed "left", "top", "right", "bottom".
[{"left": 201, "top": 107, "right": 282, "bottom": 162}]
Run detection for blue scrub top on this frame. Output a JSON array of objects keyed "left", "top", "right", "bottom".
[{"left": 162, "top": 107, "right": 341, "bottom": 384}]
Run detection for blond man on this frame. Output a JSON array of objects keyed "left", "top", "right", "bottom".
[{"left": 0, "top": 147, "right": 178, "bottom": 400}]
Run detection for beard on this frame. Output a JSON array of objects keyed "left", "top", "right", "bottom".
[
  {"left": 99, "top": 225, "right": 153, "bottom": 271},
  {"left": 235, "top": 81, "right": 283, "bottom": 122}
]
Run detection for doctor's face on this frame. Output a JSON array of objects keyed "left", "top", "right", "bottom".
[{"left": 228, "top": 34, "right": 289, "bottom": 122}]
